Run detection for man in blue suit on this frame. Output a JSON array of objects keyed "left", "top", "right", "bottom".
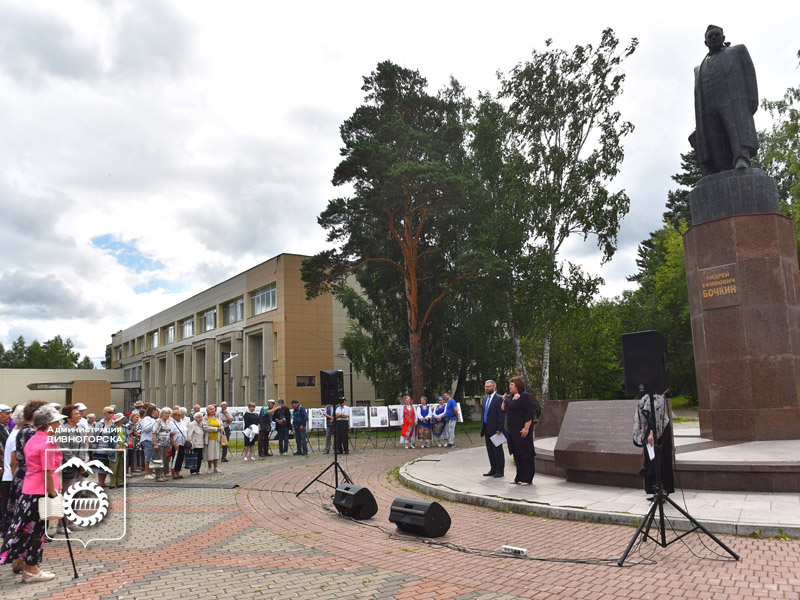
[{"left": 480, "top": 380, "right": 505, "bottom": 477}]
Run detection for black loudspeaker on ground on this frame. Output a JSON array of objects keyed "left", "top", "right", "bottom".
[
  {"left": 333, "top": 483, "right": 378, "bottom": 520},
  {"left": 320, "top": 369, "right": 345, "bottom": 406},
  {"left": 621, "top": 330, "right": 671, "bottom": 396},
  {"left": 388, "top": 497, "right": 451, "bottom": 538}
]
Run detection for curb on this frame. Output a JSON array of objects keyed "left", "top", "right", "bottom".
[{"left": 398, "top": 463, "right": 800, "bottom": 540}]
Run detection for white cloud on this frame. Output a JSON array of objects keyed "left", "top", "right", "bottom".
[{"left": 1, "top": 0, "right": 799, "bottom": 363}]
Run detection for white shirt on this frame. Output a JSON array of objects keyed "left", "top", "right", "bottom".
[
  {"left": 77, "top": 417, "right": 89, "bottom": 431},
  {"left": 3, "top": 428, "right": 19, "bottom": 482},
  {"left": 335, "top": 405, "right": 350, "bottom": 420}
]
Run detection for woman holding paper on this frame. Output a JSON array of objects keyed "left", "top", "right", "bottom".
[
  {"left": 632, "top": 394, "right": 674, "bottom": 496},
  {"left": 501, "top": 376, "right": 536, "bottom": 485}
]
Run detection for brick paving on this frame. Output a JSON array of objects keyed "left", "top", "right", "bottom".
[{"left": 1, "top": 433, "right": 798, "bottom": 599}]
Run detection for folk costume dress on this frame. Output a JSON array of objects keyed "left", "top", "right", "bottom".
[
  {"left": 416, "top": 404, "right": 432, "bottom": 447},
  {"left": 400, "top": 404, "right": 416, "bottom": 447}
]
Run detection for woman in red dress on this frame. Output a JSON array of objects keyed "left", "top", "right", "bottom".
[{"left": 399, "top": 395, "right": 416, "bottom": 449}]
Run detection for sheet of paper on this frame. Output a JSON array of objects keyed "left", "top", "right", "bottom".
[
  {"left": 647, "top": 441, "right": 655, "bottom": 460},
  {"left": 490, "top": 432, "right": 507, "bottom": 447}
]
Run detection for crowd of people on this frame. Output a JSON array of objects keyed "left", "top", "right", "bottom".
[
  {"left": 0, "top": 390, "right": 477, "bottom": 584},
  {"left": 0, "top": 397, "right": 316, "bottom": 584}
]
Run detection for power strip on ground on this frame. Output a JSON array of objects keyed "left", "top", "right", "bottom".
[{"left": 500, "top": 545, "right": 528, "bottom": 556}]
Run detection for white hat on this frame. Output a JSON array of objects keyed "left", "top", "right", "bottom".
[
  {"left": 0, "top": 403, "right": 12, "bottom": 413},
  {"left": 33, "top": 406, "right": 67, "bottom": 428},
  {"left": 75, "top": 402, "right": 88, "bottom": 411},
  {"left": 48, "top": 402, "right": 62, "bottom": 409},
  {"left": 113, "top": 412, "right": 125, "bottom": 423}
]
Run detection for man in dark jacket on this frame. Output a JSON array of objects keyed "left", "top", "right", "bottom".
[
  {"left": 258, "top": 399, "right": 274, "bottom": 457},
  {"left": 291, "top": 400, "right": 308, "bottom": 455},
  {"left": 273, "top": 399, "right": 292, "bottom": 456},
  {"left": 480, "top": 380, "right": 506, "bottom": 478}
]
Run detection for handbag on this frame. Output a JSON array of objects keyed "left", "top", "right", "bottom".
[
  {"left": 38, "top": 494, "right": 65, "bottom": 521},
  {"left": 149, "top": 458, "right": 164, "bottom": 469},
  {"left": 220, "top": 431, "right": 228, "bottom": 447},
  {"left": 184, "top": 450, "right": 199, "bottom": 470}
]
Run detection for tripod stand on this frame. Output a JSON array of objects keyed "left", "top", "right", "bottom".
[
  {"left": 296, "top": 413, "right": 351, "bottom": 497},
  {"left": 617, "top": 392, "right": 740, "bottom": 566}
]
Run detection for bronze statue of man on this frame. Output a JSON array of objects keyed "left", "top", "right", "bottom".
[{"left": 690, "top": 25, "right": 759, "bottom": 176}]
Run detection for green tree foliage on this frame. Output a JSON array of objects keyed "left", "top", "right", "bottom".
[
  {"left": 760, "top": 49, "right": 800, "bottom": 260},
  {"left": 544, "top": 299, "right": 625, "bottom": 400},
  {"left": 498, "top": 28, "right": 638, "bottom": 406},
  {"left": 302, "top": 61, "right": 474, "bottom": 400},
  {"left": 0, "top": 335, "right": 95, "bottom": 369},
  {"left": 619, "top": 221, "right": 696, "bottom": 400}
]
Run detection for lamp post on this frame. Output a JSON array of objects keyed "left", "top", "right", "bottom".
[{"left": 221, "top": 351, "right": 239, "bottom": 406}]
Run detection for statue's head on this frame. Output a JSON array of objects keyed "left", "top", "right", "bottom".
[{"left": 704, "top": 25, "right": 725, "bottom": 52}]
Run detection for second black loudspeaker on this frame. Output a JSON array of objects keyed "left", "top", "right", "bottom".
[
  {"left": 320, "top": 369, "right": 345, "bottom": 405},
  {"left": 621, "top": 330, "right": 671, "bottom": 396},
  {"left": 333, "top": 483, "right": 378, "bottom": 520},
  {"left": 388, "top": 497, "right": 451, "bottom": 537}
]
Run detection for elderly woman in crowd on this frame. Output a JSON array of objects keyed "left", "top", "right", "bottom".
[
  {"left": 151, "top": 407, "right": 173, "bottom": 482},
  {"left": 55, "top": 405, "right": 88, "bottom": 532},
  {"left": 140, "top": 405, "right": 158, "bottom": 480},
  {"left": 187, "top": 411, "right": 205, "bottom": 475},
  {"left": 106, "top": 413, "right": 127, "bottom": 489},
  {"left": 502, "top": 376, "right": 536, "bottom": 486},
  {"left": 0, "top": 405, "right": 25, "bottom": 535},
  {"left": 2, "top": 400, "right": 45, "bottom": 536},
  {"left": 242, "top": 402, "right": 259, "bottom": 461},
  {"left": 170, "top": 408, "right": 189, "bottom": 479},
  {"left": 0, "top": 405, "right": 66, "bottom": 583},
  {"left": 93, "top": 407, "right": 116, "bottom": 488},
  {"left": 126, "top": 411, "right": 142, "bottom": 476},
  {"left": 202, "top": 405, "right": 223, "bottom": 474}
]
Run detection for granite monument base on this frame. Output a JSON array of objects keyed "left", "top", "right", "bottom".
[
  {"left": 685, "top": 168, "right": 800, "bottom": 441},
  {"left": 552, "top": 400, "right": 647, "bottom": 488}
]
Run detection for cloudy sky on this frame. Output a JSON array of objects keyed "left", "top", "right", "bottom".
[{"left": 1, "top": 0, "right": 799, "bottom": 365}]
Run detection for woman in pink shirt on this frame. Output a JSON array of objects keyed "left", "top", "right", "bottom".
[{"left": 0, "top": 405, "right": 65, "bottom": 583}]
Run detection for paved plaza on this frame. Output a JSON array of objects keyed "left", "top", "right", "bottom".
[{"left": 2, "top": 433, "right": 798, "bottom": 599}]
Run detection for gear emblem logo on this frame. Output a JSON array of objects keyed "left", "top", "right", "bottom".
[
  {"left": 63, "top": 481, "right": 109, "bottom": 527},
  {"left": 48, "top": 447, "right": 127, "bottom": 547}
]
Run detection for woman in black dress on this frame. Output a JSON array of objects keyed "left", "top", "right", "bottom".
[{"left": 502, "top": 376, "right": 536, "bottom": 485}]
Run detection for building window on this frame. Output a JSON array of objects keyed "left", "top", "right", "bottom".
[
  {"left": 251, "top": 283, "right": 277, "bottom": 316},
  {"left": 296, "top": 375, "right": 316, "bottom": 388},
  {"left": 182, "top": 318, "right": 194, "bottom": 339},
  {"left": 150, "top": 331, "right": 159, "bottom": 349},
  {"left": 273, "top": 332, "right": 278, "bottom": 361},
  {"left": 165, "top": 325, "right": 175, "bottom": 345},
  {"left": 200, "top": 309, "right": 216, "bottom": 333},
  {"left": 224, "top": 298, "right": 244, "bottom": 325},
  {"left": 115, "top": 347, "right": 122, "bottom": 361}
]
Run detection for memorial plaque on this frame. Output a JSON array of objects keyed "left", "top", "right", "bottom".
[
  {"left": 698, "top": 263, "right": 740, "bottom": 310},
  {"left": 553, "top": 400, "right": 643, "bottom": 487},
  {"left": 535, "top": 398, "right": 595, "bottom": 438}
]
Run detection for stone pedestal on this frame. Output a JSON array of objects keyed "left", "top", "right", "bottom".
[
  {"left": 684, "top": 168, "right": 800, "bottom": 440},
  {"left": 553, "top": 400, "right": 644, "bottom": 487}
]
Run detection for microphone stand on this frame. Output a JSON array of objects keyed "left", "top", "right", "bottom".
[{"left": 618, "top": 389, "right": 740, "bottom": 566}]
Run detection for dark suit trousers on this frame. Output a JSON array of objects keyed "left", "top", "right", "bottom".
[{"left": 484, "top": 429, "right": 504, "bottom": 474}]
